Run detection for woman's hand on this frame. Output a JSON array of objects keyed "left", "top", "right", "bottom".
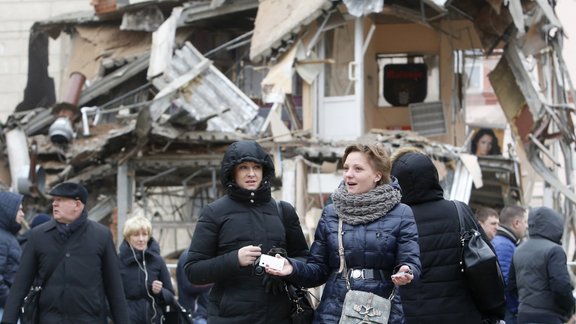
[
  {"left": 151, "top": 280, "right": 163, "bottom": 294},
  {"left": 238, "top": 245, "right": 262, "bottom": 267},
  {"left": 264, "top": 255, "right": 293, "bottom": 277},
  {"left": 391, "top": 265, "right": 414, "bottom": 286}
]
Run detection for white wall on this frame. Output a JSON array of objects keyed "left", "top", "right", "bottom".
[
  {"left": 557, "top": 0, "right": 576, "bottom": 87},
  {"left": 0, "top": 0, "right": 92, "bottom": 122}
]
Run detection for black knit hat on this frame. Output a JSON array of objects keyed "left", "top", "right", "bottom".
[{"left": 49, "top": 182, "right": 88, "bottom": 204}]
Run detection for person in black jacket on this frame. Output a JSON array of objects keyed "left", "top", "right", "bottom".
[
  {"left": 508, "top": 206, "right": 575, "bottom": 324},
  {"left": 119, "top": 216, "right": 175, "bottom": 324},
  {"left": 176, "top": 250, "right": 210, "bottom": 324},
  {"left": 184, "top": 140, "right": 310, "bottom": 324},
  {"left": 0, "top": 192, "right": 24, "bottom": 320},
  {"left": 390, "top": 147, "right": 505, "bottom": 324},
  {"left": 1, "top": 182, "right": 129, "bottom": 324}
]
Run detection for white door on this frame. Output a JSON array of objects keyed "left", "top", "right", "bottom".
[
  {"left": 318, "top": 95, "right": 359, "bottom": 140},
  {"left": 315, "top": 19, "right": 364, "bottom": 141}
]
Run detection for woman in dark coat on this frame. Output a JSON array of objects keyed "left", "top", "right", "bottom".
[
  {"left": 184, "top": 140, "right": 310, "bottom": 324},
  {"left": 119, "top": 216, "right": 175, "bottom": 324},
  {"left": 390, "top": 148, "right": 504, "bottom": 323},
  {"left": 268, "top": 143, "right": 422, "bottom": 323}
]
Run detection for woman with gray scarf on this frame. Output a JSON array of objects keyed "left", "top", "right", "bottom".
[{"left": 267, "top": 143, "right": 421, "bottom": 323}]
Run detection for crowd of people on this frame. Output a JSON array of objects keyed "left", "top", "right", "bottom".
[{"left": 0, "top": 139, "right": 573, "bottom": 324}]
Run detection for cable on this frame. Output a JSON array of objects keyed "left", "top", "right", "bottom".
[{"left": 129, "top": 243, "right": 158, "bottom": 323}]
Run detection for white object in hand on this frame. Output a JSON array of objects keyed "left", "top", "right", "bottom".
[{"left": 259, "top": 254, "right": 284, "bottom": 271}]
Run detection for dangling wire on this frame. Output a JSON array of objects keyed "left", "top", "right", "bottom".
[{"left": 130, "top": 243, "right": 158, "bottom": 323}]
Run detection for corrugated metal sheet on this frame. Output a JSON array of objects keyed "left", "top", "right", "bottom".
[{"left": 150, "top": 42, "right": 262, "bottom": 134}]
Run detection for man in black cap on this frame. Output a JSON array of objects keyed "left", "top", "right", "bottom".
[{"left": 1, "top": 182, "right": 129, "bottom": 324}]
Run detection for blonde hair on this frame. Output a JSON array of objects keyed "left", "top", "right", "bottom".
[
  {"left": 342, "top": 142, "right": 391, "bottom": 185},
  {"left": 123, "top": 216, "right": 152, "bottom": 240}
]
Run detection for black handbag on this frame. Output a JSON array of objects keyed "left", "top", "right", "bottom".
[
  {"left": 20, "top": 286, "right": 41, "bottom": 324},
  {"left": 274, "top": 200, "right": 316, "bottom": 323},
  {"left": 454, "top": 201, "right": 505, "bottom": 318},
  {"left": 286, "top": 284, "right": 315, "bottom": 324},
  {"left": 161, "top": 301, "right": 194, "bottom": 324}
]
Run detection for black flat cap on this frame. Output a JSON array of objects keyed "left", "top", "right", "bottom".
[{"left": 49, "top": 182, "right": 88, "bottom": 204}]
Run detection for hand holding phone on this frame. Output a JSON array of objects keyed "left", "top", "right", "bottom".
[{"left": 259, "top": 254, "right": 284, "bottom": 271}]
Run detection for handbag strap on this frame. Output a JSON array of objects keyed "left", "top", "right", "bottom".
[
  {"left": 274, "top": 199, "right": 285, "bottom": 228},
  {"left": 37, "top": 221, "right": 89, "bottom": 286},
  {"left": 337, "top": 219, "right": 347, "bottom": 275},
  {"left": 337, "top": 219, "right": 353, "bottom": 290},
  {"left": 453, "top": 201, "right": 466, "bottom": 234},
  {"left": 453, "top": 200, "right": 481, "bottom": 234}
]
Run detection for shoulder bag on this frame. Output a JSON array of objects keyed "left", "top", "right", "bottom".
[
  {"left": 161, "top": 300, "right": 194, "bottom": 324},
  {"left": 337, "top": 219, "right": 394, "bottom": 324},
  {"left": 274, "top": 200, "right": 316, "bottom": 324},
  {"left": 454, "top": 201, "right": 505, "bottom": 317},
  {"left": 20, "top": 222, "right": 89, "bottom": 324}
]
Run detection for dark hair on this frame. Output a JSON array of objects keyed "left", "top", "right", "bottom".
[
  {"left": 342, "top": 143, "right": 391, "bottom": 185},
  {"left": 470, "top": 128, "right": 501, "bottom": 155},
  {"left": 475, "top": 207, "right": 499, "bottom": 223},
  {"left": 499, "top": 205, "right": 526, "bottom": 226}
]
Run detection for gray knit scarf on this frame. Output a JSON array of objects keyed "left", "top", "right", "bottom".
[{"left": 332, "top": 183, "right": 402, "bottom": 225}]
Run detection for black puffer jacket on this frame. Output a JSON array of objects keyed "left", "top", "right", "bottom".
[
  {"left": 119, "top": 238, "right": 174, "bottom": 324},
  {"left": 391, "top": 152, "right": 488, "bottom": 324},
  {"left": 184, "top": 140, "right": 310, "bottom": 324},
  {"left": 0, "top": 192, "right": 22, "bottom": 308}
]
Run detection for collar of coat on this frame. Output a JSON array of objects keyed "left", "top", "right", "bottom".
[{"left": 496, "top": 225, "right": 520, "bottom": 245}]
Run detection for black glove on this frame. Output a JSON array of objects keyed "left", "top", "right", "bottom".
[
  {"left": 262, "top": 274, "right": 285, "bottom": 295},
  {"left": 267, "top": 247, "right": 287, "bottom": 258}
]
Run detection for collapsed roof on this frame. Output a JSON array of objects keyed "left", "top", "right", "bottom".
[{"left": 0, "top": 0, "right": 573, "bottom": 254}]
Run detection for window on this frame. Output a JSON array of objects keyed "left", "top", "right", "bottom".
[
  {"left": 377, "top": 54, "right": 440, "bottom": 107},
  {"left": 463, "top": 50, "right": 484, "bottom": 93}
]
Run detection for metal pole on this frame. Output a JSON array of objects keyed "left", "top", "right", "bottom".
[
  {"left": 354, "top": 17, "right": 365, "bottom": 135},
  {"left": 117, "top": 163, "right": 129, "bottom": 249}
]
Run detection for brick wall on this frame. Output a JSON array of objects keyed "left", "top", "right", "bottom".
[{"left": 0, "top": 0, "right": 92, "bottom": 122}]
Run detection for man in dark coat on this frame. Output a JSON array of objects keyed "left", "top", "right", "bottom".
[
  {"left": 492, "top": 205, "right": 527, "bottom": 324},
  {"left": 391, "top": 148, "right": 505, "bottom": 323},
  {"left": 508, "top": 206, "right": 575, "bottom": 324},
  {"left": 1, "top": 182, "right": 129, "bottom": 324},
  {"left": 0, "top": 192, "right": 24, "bottom": 319}
]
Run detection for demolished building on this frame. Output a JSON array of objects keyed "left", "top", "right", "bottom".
[{"left": 0, "top": 0, "right": 574, "bottom": 257}]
